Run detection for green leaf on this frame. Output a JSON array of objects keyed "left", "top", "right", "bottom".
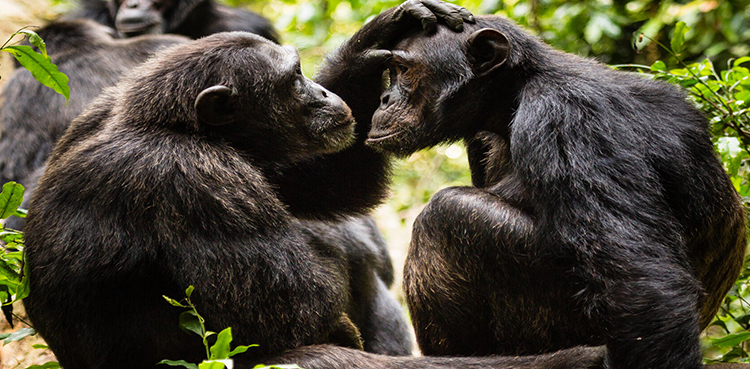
[
  {"left": 736, "top": 90, "right": 750, "bottom": 103},
  {"left": 3, "top": 327, "right": 35, "bottom": 345},
  {"left": 179, "top": 310, "right": 204, "bottom": 337},
  {"left": 0, "top": 182, "right": 24, "bottom": 220},
  {"left": 650, "top": 61, "right": 666, "bottom": 72},
  {"left": 31, "top": 344, "right": 49, "bottom": 349},
  {"left": 158, "top": 359, "right": 199, "bottom": 369},
  {"left": 13, "top": 208, "right": 27, "bottom": 218},
  {"left": 163, "top": 295, "right": 186, "bottom": 308},
  {"left": 18, "top": 29, "right": 47, "bottom": 57},
  {"left": 210, "top": 328, "right": 233, "bottom": 360},
  {"left": 0, "top": 261, "right": 20, "bottom": 282},
  {"left": 711, "top": 331, "right": 750, "bottom": 348},
  {"left": 27, "top": 361, "right": 61, "bottom": 369},
  {"left": 734, "top": 57, "right": 750, "bottom": 68},
  {"left": 199, "top": 361, "right": 229, "bottom": 369},
  {"left": 1, "top": 46, "right": 69, "bottom": 104},
  {"left": 14, "top": 253, "right": 31, "bottom": 302},
  {"left": 671, "top": 21, "right": 691, "bottom": 56},
  {"left": 0, "top": 230, "right": 23, "bottom": 243},
  {"left": 229, "top": 344, "right": 257, "bottom": 358},
  {"left": 186, "top": 285, "right": 195, "bottom": 298}
]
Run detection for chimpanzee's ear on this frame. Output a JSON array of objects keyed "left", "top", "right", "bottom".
[
  {"left": 466, "top": 28, "right": 510, "bottom": 77},
  {"left": 194, "top": 85, "right": 238, "bottom": 126}
]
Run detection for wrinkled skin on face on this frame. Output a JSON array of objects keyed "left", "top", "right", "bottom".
[
  {"left": 367, "top": 24, "right": 514, "bottom": 158},
  {"left": 368, "top": 27, "right": 476, "bottom": 156}
]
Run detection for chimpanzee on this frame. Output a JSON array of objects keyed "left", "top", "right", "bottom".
[
  {"left": 350, "top": 12, "right": 746, "bottom": 369},
  {"left": 23, "top": 31, "right": 388, "bottom": 368},
  {"left": 63, "top": 0, "right": 278, "bottom": 43}
]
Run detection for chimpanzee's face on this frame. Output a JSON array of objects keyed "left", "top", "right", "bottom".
[
  {"left": 368, "top": 27, "right": 473, "bottom": 156},
  {"left": 368, "top": 25, "right": 510, "bottom": 157},
  {"left": 114, "top": 0, "right": 173, "bottom": 37},
  {"left": 193, "top": 37, "right": 355, "bottom": 163}
]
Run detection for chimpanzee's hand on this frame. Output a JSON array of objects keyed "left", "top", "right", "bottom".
[
  {"left": 341, "top": 0, "right": 474, "bottom": 73},
  {"left": 318, "top": 1, "right": 474, "bottom": 100},
  {"left": 392, "top": 0, "right": 475, "bottom": 33},
  {"left": 370, "top": 0, "right": 474, "bottom": 48}
]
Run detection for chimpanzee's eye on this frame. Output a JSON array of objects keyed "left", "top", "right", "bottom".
[{"left": 397, "top": 64, "right": 408, "bottom": 74}]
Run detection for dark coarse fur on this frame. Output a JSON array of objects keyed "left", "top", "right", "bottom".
[
  {"left": 63, "top": 0, "right": 278, "bottom": 43},
  {"left": 295, "top": 217, "right": 412, "bottom": 356},
  {"left": 256, "top": 344, "right": 605, "bottom": 369},
  {"left": 0, "top": 20, "right": 188, "bottom": 228},
  {"left": 23, "top": 32, "right": 413, "bottom": 369},
  {"left": 362, "top": 13, "right": 746, "bottom": 369}
]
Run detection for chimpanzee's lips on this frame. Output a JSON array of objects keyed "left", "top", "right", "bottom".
[{"left": 366, "top": 129, "right": 402, "bottom": 145}]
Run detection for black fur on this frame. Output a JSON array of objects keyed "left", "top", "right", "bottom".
[
  {"left": 63, "top": 0, "right": 278, "bottom": 43},
  {"left": 255, "top": 344, "right": 605, "bottom": 369},
  {"left": 362, "top": 14, "right": 746, "bottom": 369},
  {"left": 23, "top": 32, "right": 411, "bottom": 368},
  {"left": 0, "top": 20, "right": 188, "bottom": 228}
]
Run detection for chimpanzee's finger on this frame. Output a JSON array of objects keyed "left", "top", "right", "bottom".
[
  {"left": 396, "top": 0, "right": 438, "bottom": 33},
  {"left": 360, "top": 49, "right": 393, "bottom": 70},
  {"left": 419, "top": 0, "right": 475, "bottom": 31}
]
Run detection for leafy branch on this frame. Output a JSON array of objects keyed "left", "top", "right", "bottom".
[
  {"left": 0, "top": 28, "right": 70, "bottom": 104},
  {"left": 0, "top": 182, "right": 29, "bottom": 322},
  {"left": 161, "top": 286, "right": 302, "bottom": 369}
]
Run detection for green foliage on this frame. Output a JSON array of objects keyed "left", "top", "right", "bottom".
[
  {"left": 0, "top": 182, "right": 28, "bottom": 322},
  {"left": 160, "top": 286, "right": 301, "bottom": 369},
  {"left": 0, "top": 182, "right": 39, "bottom": 363},
  {"left": 704, "top": 255, "right": 750, "bottom": 363},
  {"left": 0, "top": 29, "right": 70, "bottom": 104},
  {"left": 26, "top": 362, "right": 61, "bottom": 369},
  {"left": 482, "top": 0, "right": 749, "bottom": 66},
  {"left": 0, "top": 327, "right": 35, "bottom": 345}
]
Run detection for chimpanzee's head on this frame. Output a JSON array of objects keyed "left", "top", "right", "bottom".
[
  {"left": 368, "top": 17, "right": 527, "bottom": 157},
  {"left": 121, "top": 32, "right": 355, "bottom": 163},
  {"left": 111, "top": 0, "right": 172, "bottom": 36}
]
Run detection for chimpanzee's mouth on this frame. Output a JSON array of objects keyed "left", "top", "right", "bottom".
[{"left": 366, "top": 129, "right": 402, "bottom": 146}]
